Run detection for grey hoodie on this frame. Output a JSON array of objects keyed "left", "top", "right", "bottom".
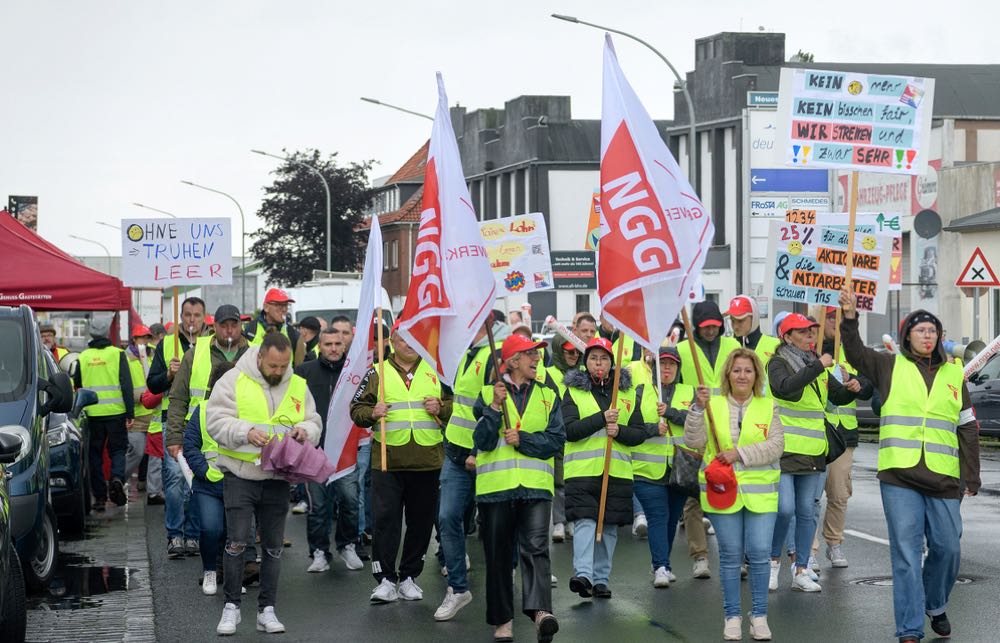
[{"left": 206, "top": 345, "right": 323, "bottom": 481}]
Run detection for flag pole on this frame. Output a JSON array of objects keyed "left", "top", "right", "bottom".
[
  {"left": 376, "top": 308, "right": 388, "bottom": 472},
  {"left": 172, "top": 286, "right": 179, "bottom": 356},
  {"left": 680, "top": 307, "right": 722, "bottom": 455},
  {"left": 596, "top": 337, "right": 626, "bottom": 543},
  {"left": 484, "top": 314, "right": 513, "bottom": 433},
  {"left": 833, "top": 170, "right": 861, "bottom": 362}
]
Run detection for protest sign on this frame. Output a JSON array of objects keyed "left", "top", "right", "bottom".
[
  {"left": 479, "top": 212, "right": 554, "bottom": 295},
  {"left": 787, "top": 211, "right": 903, "bottom": 290},
  {"left": 767, "top": 220, "right": 891, "bottom": 313},
  {"left": 775, "top": 68, "right": 935, "bottom": 176},
  {"left": 120, "top": 218, "right": 232, "bottom": 287}
]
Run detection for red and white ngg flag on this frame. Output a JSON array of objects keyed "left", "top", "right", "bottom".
[
  {"left": 397, "top": 73, "right": 496, "bottom": 384},
  {"left": 598, "top": 35, "right": 714, "bottom": 350}
]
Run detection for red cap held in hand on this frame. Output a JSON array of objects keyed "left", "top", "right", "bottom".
[{"left": 704, "top": 459, "right": 738, "bottom": 510}]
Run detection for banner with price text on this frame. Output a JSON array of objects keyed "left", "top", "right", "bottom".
[{"left": 766, "top": 220, "right": 891, "bottom": 313}]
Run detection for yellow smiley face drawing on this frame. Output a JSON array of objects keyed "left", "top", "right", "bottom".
[
  {"left": 127, "top": 224, "right": 144, "bottom": 242},
  {"left": 788, "top": 240, "right": 803, "bottom": 255},
  {"left": 847, "top": 80, "right": 863, "bottom": 95},
  {"left": 861, "top": 235, "right": 876, "bottom": 251}
]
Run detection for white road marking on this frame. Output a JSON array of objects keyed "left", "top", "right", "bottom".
[{"left": 844, "top": 528, "right": 891, "bottom": 546}]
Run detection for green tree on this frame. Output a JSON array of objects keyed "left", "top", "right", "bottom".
[{"left": 250, "top": 150, "right": 374, "bottom": 286}]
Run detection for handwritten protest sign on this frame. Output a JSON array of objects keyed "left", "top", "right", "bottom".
[
  {"left": 775, "top": 68, "right": 935, "bottom": 175},
  {"left": 786, "top": 211, "right": 903, "bottom": 290},
  {"left": 767, "top": 220, "right": 891, "bottom": 313},
  {"left": 479, "top": 213, "right": 553, "bottom": 295},
  {"left": 120, "top": 218, "right": 232, "bottom": 287}
]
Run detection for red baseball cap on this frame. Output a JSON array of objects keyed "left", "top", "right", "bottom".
[
  {"left": 263, "top": 288, "right": 295, "bottom": 304},
  {"left": 725, "top": 296, "right": 754, "bottom": 319},
  {"left": 704, "top": 459, "right": 738, "bottom": 510},
  {"left": 562, "top": 341, "right": 578, "bottom": 352},
  {"left": 204, "top": 315, "right": 215, "bottom": 325},
  {"left": 501, "top": 334, "right": 547, "bottom": 361},
  {"left": 698, "top": 318, "right": 723, "bottom": 328},
  {"left": 131, "top": 325, "right": 152, "bottom": 338},
  {"left": 584, "top": 337, "right": 614, "bottom": 358},
  {"left": 778, "top": 313, "right": 819, "bottom": 337}
]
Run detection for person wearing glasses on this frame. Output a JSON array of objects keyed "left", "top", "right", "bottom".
[{"left": 244, "top": 288, "right": 308, "bottom": 366}]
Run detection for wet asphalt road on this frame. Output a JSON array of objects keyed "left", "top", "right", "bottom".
[{"left": 140, "top": 443, "right": 1000, "bottom": 642}]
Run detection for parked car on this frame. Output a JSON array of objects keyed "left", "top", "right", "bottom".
[
  {"left": 0, "top": 305, "right": 73, "bottom": 591},
  {"left": 0, "top": 432, "right": 28, "bottom": 643},
  {"left": 47, "top": 354, "right": 93, "bottom": 536},
  {"left": 964, "top": 352, "right": 1000, "bottom": 438}
]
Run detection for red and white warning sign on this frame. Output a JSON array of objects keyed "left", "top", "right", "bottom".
[{"left": 956, "top": 247, "right": 1000, "bottom": 287}]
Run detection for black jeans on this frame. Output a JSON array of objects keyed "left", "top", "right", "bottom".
[
  {"left": 371, "top": 469, "right": 439, "bottom": 583},
  {"left": 480, "top": 498, "right": 552, "bottom": 626},
  {"left": 222, "top": 475, "right": 289, "bottom": 609},
  {"left": 88, "top": 415, "right": 128, "bottom": 501}
]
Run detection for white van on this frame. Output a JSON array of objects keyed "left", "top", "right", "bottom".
[{"left": 286, "top": 274, "right": 393, "bottom": 327}]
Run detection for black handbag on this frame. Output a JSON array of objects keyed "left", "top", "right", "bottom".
[
  {"left": 825, "top": 419, "right": 847, "bottom": 464},
  {"left": 668, "top": 446, "right": 703, "bottom": 498}
]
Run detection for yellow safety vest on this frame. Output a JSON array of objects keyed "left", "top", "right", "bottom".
[
  {"left": 631, "top": 383, "right": 694, "bottom": 480},
  {"left": 699, "top": 396, "right": 780, "bottom": 514},
  {"left": 445, "top": 346, "right": 493, "bottom": 449},
  {"left": 564, "top": 385, "right": 638, "bottom": 481},
  {"left": 677, "top": 336, "right": 740, "bottom": 395},
  {"left": 776, "top": 366, "right": 829, "bottom": 456},
  {"left": 186, "top": 336, "right": 214, "bottom": 420},
  {"left": 79, "top": 346, "right": 126, "bottom": 417},
  {"left": 548, "top": 368, "right": 568, "bottom": 396},
  {"left": 825, "top": 360, "right": 859, "bottom": 431},
  {"left": 475, "top": 383, "right": 558, "bottom": 496},
  {"left": 753, "top": 335, "right": 781, "bottom": 368},
  {"left": 878, "top": 356, "right": 962, "bottom": 478},
  {"left": 611, "top": 334, "right": 636, "bottom": 369},
  {"left": 377, "top": 360, "right": 443, "bottom": 447},
  {"left": 54, "top": 346, "right": 69, "bottom": 363},
  {"left": 217, "top": 373, "right": 308, "bottom": 462},
  {"left": 247, "top": 320, "right": 293, "bottom": 363},
  {"left": 197, "top": 405, "right": 223, "bottom": 482},
  {"left": 126, "top": 352, "right": 154, "bottom": 418}
]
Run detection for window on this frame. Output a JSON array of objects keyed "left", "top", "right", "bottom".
[
  {"left": 575, "top": 294, "right": 590, "bottom": 315},
  {"left": 383, "top": 242, "right": 389, "bottom": 271},
  {"left": 391, "top": 240, "right": 399, "bottom": 270},
  {"left": 70, "top": 319, "right": 87, "bottom": 338}
]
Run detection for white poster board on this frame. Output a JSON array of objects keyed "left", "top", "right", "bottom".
[
  {"left": 121, "top": 218, "right": 232, "bottom": 287},
  {"left": 479, "top": 213, "right": 554, "bottom": 295}
]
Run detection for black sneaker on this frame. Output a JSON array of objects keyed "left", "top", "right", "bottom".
[
  {"left": 569, "top": 575, "right": 593, "bottom": 598},
  {"left": 899, "top": 637, "right": 919, "bottom": 642},
  {"left": 109, "top": 479, "right": 127, "bottom": 507},
  {"left": 146, "top": 494, "right": 165, "bottom": 506},
  {"left": 593, "top": 583, "right": 612, "bottom": 599},
  {"left": 185, "top": 539, "right": 200, "bottom": 556},
  {"left": 355, "top": 541, "right": 371, "bottom": 561},
  {"left": 167, "top": 537, "right": 185, "bottom": 559},
  {"left": 930, "top": 612, "right": 951, "bottom": 637}
]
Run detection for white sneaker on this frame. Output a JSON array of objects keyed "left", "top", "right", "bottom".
[
  {"left": 749, "top": 614, "right": 772, "bottom": 640},
  {"left": 398, "top": 577, "right": 424, "bottom": 601},
  {"left": 370, "top": 578, "right": 398, "bottom": 603},
  {"left": 566, "top": 522, "right": 574, "bottom": 539},
  {"left": 808, "top": 554, "right": 820, "bottom": 572},
  {"left": 291, "top": 500, "right": 308, "bottom": 514},
  {"left": 256, "top": 606, "right": 285, "bottom": 633},
  {"left": 826, "top": 544, "right": 848, "bottom": 568},
  {"left": 216, "top": 603, "right": 240, "bottom": 636},
  {"left": 789, "top": 560, "right": 818, "bottom": 583},
  {"left": 632, "top": 513, "right": 648, "bottom": 538},
  {"left": 791, "top": 569, "right": 822, "bottom": 592},
  {"left": 339, "top": 544, "right": 363, "bottom": 570},
  {"left": 724, "top": 616, "right": 742, "bottom": 640},
  {"left": 652, "top": 566, "right": 671, "bottom": 588},
  {"left": 768, "top": 560, "right": 779, "bottom": 592},
  {"left": 550, "top": 574, "right": 558, "bottom": 587},
  {"left": 465, "top": 553, "right": 471, "bottom": 571},
  {"left": 307, "top": 549, "right": 329, "bottom": 573},
  {"left": 203, "top": 571, "right": 217, "bottom": 596},
  {"left": 552, "top": 522, "right": 565, "bottom": 542},
  {"left": 704, "top": 517, "right": 716, "bottom": 536},
  {"left": 433, "top": 586, "right": 472, "bottom": 621},
  {"left": 666, "top": 569, "right": 677, "bottom": 583},
  {"left": 693, "top": 556, "right": 711, "bottom": 579}
]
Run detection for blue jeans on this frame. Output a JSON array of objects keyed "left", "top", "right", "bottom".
[
  {"left": 633, "top": 480, "right": 688, "bottom": 570},
  {"left": 783, "top": 470, "right": 826, "bottom": 556},
  {"left": 632, "top": 494, "right": 643, "bottom": 516},
  {"left": 437, "top": 457, "right": 475, "bottom": 592},
  {"left": 711, "top": 509, "right": 777, "bottom": 618},
  {"left": 572, "top": 519, "right": 618, "bottom": 585},
  {"left": 357, "top": 442, "right": 372, "bottom": 535},
  {"left": 162, "top": 453, "right": 200, "bottom": 540},
  {"left": 770, "top": 472, "right": 822, "bottom": 567},
  {"left": 306, "top": 470, "right": 360, "bottom": 554},
  {"left": 880, "top": 482, "right": 962, "bottom": 639},
  {"left": 193, "top": 490, "right": 225, "bottom": 572}
]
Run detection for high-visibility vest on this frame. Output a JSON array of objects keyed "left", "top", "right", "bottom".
[
  {"left": 445, "top": 346, "right": 493, "bottom": 449},
  {"left": 79, "top": 346, "right": 126, "bottom": 417},
  {"left": 627, "top": 360, "right": 653, "bottom": 388},
  {"left": 126, "top": 352, "right": 154, "bottom": 418},
  {"left": 699, "top": 395, "right": 779, "bottom": 514},
  {"left": 247, "top": 320, "right": 292, "bottom": 362},
  {"left": 185, "top": 336, "right": 214, "bottom": 420},
  {"left": 677, "top": 336, "right": 740, "bottom": 395},
  {"left": 161, "top": 337, "right": 187, "bottom": 415},
  {"left": 775, "top": 365, "right": 828, "bottom": 456},
  {"left": 377, "top": 360, "right": 443, "bottom": 447},
  {"left": 53, "top": 346, "right": 69, "bottom": 363},
  {"left": 475, "top": 383, "right": 557, "bottom": 496},
  {"left": 753, "top": 335, "right": 781, "bottom": 368},
  {"left": 549, "top": 368, "right": 568, "bottom": 396},
  {"left": 217, "top": 373, "right": 308, "bottom": 462},
  {"left": 611, "top": 334, "right": 636, "bottom": 369},
  {"left": 311, "top": 344, "right": 320, "bottom": 358},
  {"left": 632, "top": 382, "right": 694, "bottom": 481},
  {"left": 825, "top": 360, "right": 859, "bottom": 431},
  {"left": 197, "top": 404, "right": 223, "bottom": 482},
  {"left": 564, "top": 386, "right": 638, "bottom": 481},
  {"left": 149, "top": 412, "right": 163, "bottom": 434},
  {"left": 878, "top": 356, "right": 962, "bottom": 478}
]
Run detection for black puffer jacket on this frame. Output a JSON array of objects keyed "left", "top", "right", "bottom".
[{"left": 561, "top": 367, "right": 649, "bottom": 525}]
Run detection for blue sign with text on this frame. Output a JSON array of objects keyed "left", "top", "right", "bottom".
[{"left": 750, "top": 168, "right": 828, "bottom": 192}]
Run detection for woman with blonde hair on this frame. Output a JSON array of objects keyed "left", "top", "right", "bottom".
[{"left": 685, "top": 348, "right": 784, "bottom": 641}]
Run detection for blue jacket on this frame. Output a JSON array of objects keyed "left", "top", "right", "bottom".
[{"left": 182, "top": 410, "right": 223, "bottom": 499}]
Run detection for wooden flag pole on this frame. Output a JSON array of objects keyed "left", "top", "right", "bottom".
[
  {"left": 833, "top": 170, "right": 861, "bottom": 362},
  {"left": 815, "top": 310, "right": 827, "bottom": 357},
  {"left": 376, "top": 308, "right": 388, "bottom": 472},
  {"left": 595, "top": 337, "right": 626, "bottom": 543},
  {"left": 484, "top": 314, "right": 514, "bottom": 433},
  {"left": 172, "top": 286, "right": 180, "bottom": 356},
  {"left": 680, "top": 307, "right": 722, "bottom": 455}
]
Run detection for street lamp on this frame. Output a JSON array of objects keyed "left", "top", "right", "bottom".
[
  {"left": 551, "top": 13, "right": 698, "bottom": 182},
  {"left": 69, "top": 234, "right": 113, "bottom": 273},
  {"left": 96, "top": 221, "right": 120, "bottom": 231},
  {"left": 360, "top": 97, "right": 434, "bottom": 121},
  {"left": 132, "top": 202, "right": 178, "bottom": 218},
  {"left": 180, "top": 180, "right": 247, "bottom": 313},
  {"left": 251, "top": 149, "right": 333, "bottom": 273}
]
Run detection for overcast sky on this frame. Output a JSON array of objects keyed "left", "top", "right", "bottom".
[{"left": 1, "top": 1, "right": 992, "bottom": 257}]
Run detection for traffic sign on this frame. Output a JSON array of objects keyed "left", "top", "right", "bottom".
[
  {"left": 956, "top": 247, "right": 1000, "bottom": 287},
  {"left": 750, "top": 168, "right": 829, "bottom": 192}
]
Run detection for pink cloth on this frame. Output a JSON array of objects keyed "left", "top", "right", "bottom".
[{"left": 260, "top": 434, "right": 337, "bottom": 484}]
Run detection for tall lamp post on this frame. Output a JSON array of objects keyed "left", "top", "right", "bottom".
[
  {"left": 360, "top": 97, "right": 434, "bottom": 122},
  {"left": 132, "top": 202, "right": 178, "bottom": 218},
  {"left": 69, "top": 234, "right": 113, "bottom": 273},
  {"left": 551, "top": 14, "right": 698, "bottom": 182},
  {"left": 180, "top": 180, "right": 247, "bottom": 313},
  {"left": 250, "top": 149, "right": 333, "bottom": 273}
]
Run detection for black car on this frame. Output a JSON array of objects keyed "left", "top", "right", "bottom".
[
  {"left": 965, "top": 353, "right": 1000, "bottom": 437},
  {"left": 0, "top": 432, "right": 27, "bottom": 642},
  {"left": 45, "top": 348, "right": 93, "bottom": 536}
]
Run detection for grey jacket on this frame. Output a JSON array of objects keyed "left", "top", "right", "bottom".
[{"left": 684, "top": 395, "right": 784, "bottom": 468}]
